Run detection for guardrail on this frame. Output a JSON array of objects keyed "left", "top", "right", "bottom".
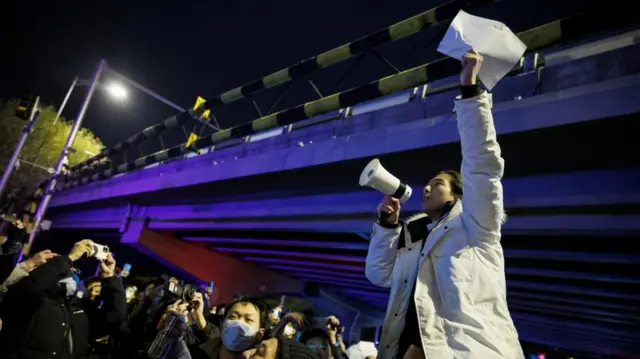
[
  {"left": 68, "top": 0, "right": 502, "bottom": 175},
  {"left": 55, "top": 2, "right": 636, "bottom": 192}
]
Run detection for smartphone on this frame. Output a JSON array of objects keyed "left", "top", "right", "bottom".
[{"left": 123, "top": 263, "right": 132, "bottom": 272}]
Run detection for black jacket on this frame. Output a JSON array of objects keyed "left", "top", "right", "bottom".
[
  {"left": 0, "top": 256, "right": 126, "bottom": 359},
  {"left": 0, "top": 223, "right": 26, "bottom": 285}
]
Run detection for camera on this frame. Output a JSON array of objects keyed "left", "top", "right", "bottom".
[
  {"left": 165, "top": 282, "right": 197, "bottom": 302},
  {"left": 93, "top": 243, "right": 110, "bottom": 261}
]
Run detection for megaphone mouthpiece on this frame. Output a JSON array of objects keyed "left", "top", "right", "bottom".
[{"left": 359, "top": 158, "right": 412, "bottom": 203}]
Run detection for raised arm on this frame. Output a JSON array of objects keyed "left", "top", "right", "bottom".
[{"left": 455, "top": 52, "right": 505, "bottom": 246}]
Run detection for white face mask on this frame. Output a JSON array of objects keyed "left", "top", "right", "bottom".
[
  {"left": 222, "top": 320, "right": 258, "bottom": 352},
  {"left": 58, "top": 277, "right": 77, "bottom": 297},
  {"left": 283, "top": 324, "right": 296, "bottom": 337}
]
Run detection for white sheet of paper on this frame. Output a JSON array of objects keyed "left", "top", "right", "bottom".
[{"left": 437, "top": 10, "right": 527, "bottom": 90}]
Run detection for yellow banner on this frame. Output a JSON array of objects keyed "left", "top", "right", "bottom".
[
  {"left": 186, "top": 132, "right": 199, "bottom": 148},
  {"left": 193, "top": 96, "right": 206, "bottom": 111}
]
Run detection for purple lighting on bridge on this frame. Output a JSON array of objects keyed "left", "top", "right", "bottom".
[
  {"left": 183, "top": 237, "right": 368, "bottom": 250},
  {"left": 212, "top": 247, "right": 364, "bottom": 263},
  {"left": 239, "top": 256, "right": 364, "bottom": 272},
  {"left": 508, "top": 280, "right": 638, "bottom": 300},
  {"left": 265, "top": 265, "right": 367, "bottom": 279}
]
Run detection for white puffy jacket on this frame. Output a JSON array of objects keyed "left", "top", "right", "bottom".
[{"left": 366, "top": 92, "right": 523, "bottom": 359}]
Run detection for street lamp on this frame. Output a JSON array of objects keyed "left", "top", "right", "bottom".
[
  {"left": 53, "top": 78, "right": 130, "bottom": 125},
  {"left": 105, "top": 82, "right": 128, "bottom": 101},
  {"left": 26, "top": 59, "right": 204, "bottom": 255}
]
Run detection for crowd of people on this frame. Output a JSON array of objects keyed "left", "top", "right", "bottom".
[{"left": 0, "top": 220, "right": 378, "bottom": 359}]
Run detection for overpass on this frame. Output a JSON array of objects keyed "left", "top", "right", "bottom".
[{"left": 34, "top": 4, "right": 640, "bottom": 357}]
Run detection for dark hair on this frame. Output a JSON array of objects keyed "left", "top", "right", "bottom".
[
  {"left": 438, "top": 170, "right": 463, "bottom": 198},
  {"left": 278, "top": 338, "right": 320, "bottom": 359},
  {"left": 84, "top": 276, "right": 101, "bottom": 287},
  {"left": 298, "top": 329, "right": 331, "bottom": 345},
  {"left": 223, "top": 297, "right": 270, "bottom": 329}
]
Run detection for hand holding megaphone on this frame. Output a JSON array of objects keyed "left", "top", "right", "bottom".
[{"left": 359, "top": 158, "right": 412, "bottom": 203}]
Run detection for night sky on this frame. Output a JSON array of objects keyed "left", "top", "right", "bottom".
[{"left": 1, "top": 0, "right": 598, "bottom": 150}]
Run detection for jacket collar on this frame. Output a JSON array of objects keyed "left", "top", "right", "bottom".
[
  {"left": 396, "top": 200, "right": 462, "bottom": 250},
  {"left": 420, "top": 200, "right": 463, "bottom": 256}
]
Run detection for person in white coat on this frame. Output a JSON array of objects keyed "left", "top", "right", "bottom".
[{"left": 365, "top": 51, "right": 523, "bottom": 359}]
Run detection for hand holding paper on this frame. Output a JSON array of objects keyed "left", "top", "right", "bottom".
[
  {"left": 460, "top": 51, "right": 483, "bottom": 86},
  {"left": 437, "top": 10, "right": 526, "bottom": 90}
]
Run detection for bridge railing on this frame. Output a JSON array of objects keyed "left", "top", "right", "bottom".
[
  {"left": 68, "top": 0, "right": 502, "bottom": 175},
  {"left": 55, "top": 1, "right": 636, "bottom": 193}
]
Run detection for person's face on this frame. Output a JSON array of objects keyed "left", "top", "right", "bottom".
[
  {"left": 125, "top": 287, "right": 137, "bottom": 301},
  {"left": 225, "top": 302, "right": 262, "bottom": 333},
  {"left": 155, "top": 286, "right": 165, "bottom": 298},
  {"left": 421, "top": 173, "right": 456, "bottom": 212},
  {"left": 306, "top": 337, "right": 332, "bottom": 359},
  {"left": 243, "top": 337, "right": 279, "bottom": 359},
  {"left": 87, "top": 282, "right": 102, "bottom": 301},
  {"left": 283, "top": 323, "right": 297, "bottom": 338}
]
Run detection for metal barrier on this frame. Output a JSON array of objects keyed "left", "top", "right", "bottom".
[
  {"left": 67, "top": 0, "right": 500, "bottom": 175},
  {"left": 56, "top": 2, "right": 636, "bottom": 191}
]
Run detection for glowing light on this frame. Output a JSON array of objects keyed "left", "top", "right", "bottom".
[{"left": 105, "top": 82, "right": 128, "bottom": 100}]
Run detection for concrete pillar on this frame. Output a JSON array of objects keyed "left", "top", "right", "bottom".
[{"left": 122, "top": 221, "right": 304, "bottom": 303}]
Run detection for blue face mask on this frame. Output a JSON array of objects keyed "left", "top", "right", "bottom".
[
  {"left": 222, "top": 320, "right": 257, "bottom": 352},
  {"left": 58, "top": 276, "right": 77, "bottom": 297}
]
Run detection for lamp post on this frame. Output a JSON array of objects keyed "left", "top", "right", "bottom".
[
  {"left": 53, "top": 79, "right": 129, "bottom": 125},
  {"left": 53, "top": 70, "right": 188, "bottom": 126},
  {"left": 25, "top": 59, "right": 198, "bottom": 255},
  {"left": 25, "top": 59, "right": 107, "bottom": 254}
]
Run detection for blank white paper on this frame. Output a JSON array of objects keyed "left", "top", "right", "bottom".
[{"left": 437, "top": 10, "right": 527, "bottom": 90}]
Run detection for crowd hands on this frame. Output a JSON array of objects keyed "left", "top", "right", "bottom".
[{"left": 0, "top": 221, "right": 373, "bottom": 359}]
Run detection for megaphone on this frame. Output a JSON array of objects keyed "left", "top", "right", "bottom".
[{"left": 359, "top": 158, "right": 412, "bottom": 203}]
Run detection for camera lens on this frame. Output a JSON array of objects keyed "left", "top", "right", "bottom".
[{"left": 184, "top": 288, "right": 195, "bottom": 302}]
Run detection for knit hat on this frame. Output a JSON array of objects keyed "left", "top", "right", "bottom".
[{"left": 279, "top": 338, "right": 319, "bottom": 359}]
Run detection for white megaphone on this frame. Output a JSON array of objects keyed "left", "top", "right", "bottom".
[{"left": 359, "top": 158, "right": 412, "bottom": 203}]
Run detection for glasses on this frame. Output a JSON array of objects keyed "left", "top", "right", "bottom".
[{"left": 306, "top": 344, "right": 328, "bottom": 350}]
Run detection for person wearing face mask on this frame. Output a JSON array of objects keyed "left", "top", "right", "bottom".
[
  {"left": 282, "top": 323, "right": 297, "bottom": 339},
  {"left": 81, "top": 256, "right": 128, "bottom": 359},
  {"left": 0, "top": 239, "right": 127, "bottom": 359},
  {"left": 188, "top": 297, "right": 270, "bottom": 359}
]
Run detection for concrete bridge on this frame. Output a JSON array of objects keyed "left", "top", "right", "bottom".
[{"left": 41, "top": 27, "right": 640, "bottom": 356}]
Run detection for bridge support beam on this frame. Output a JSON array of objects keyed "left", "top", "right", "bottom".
[{"left": 121, "top": 220, "right": 304, "bottom": 303}]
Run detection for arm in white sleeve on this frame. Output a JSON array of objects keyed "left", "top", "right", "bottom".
[
  {"left": 365, "top": 221, "right": 402, "bottom": 288},
  {"left": 455, "top": 91, "right": 505, "bottom": 246},
  {"left": 0, "top": 262, "right": 30, "bottom": 294}
]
